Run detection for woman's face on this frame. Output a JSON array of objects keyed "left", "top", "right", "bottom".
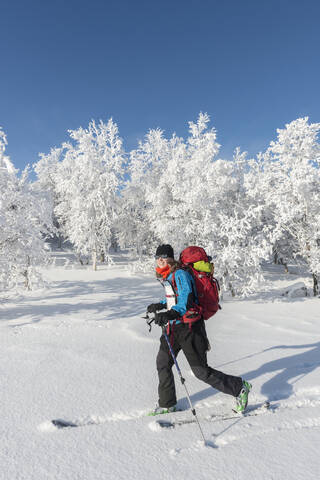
[{"left": 156, "top": 256, "right": 172, "bottom": 268}]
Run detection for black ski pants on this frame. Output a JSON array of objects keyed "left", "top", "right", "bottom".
[{"left": 156, "top": 320, "right": 243, "bottom": 408}]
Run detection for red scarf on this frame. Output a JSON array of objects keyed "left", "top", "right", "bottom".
[{"left": 156, "top": 265, "right": 171, "bottom": 280}]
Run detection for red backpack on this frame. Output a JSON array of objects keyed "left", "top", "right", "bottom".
[{"left": 179, "top": 246, "right": 220, "bottom": 321}]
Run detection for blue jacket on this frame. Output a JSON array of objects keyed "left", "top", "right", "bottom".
[{"left": 160, "top": 269, "right": 198, "bottom": 324}]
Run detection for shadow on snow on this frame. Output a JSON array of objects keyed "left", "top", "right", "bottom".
[
  {"left": 1, "top": 276, "right": 160, "bottom": 327},
  {"left": 178, "top": 341, "right": 320, "bottom": 408}
]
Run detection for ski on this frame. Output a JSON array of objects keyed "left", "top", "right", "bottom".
[
  {"left": 51, "top": 419, "right": 80, "bottom": 429},
  {"left": 51, "top": 417, "right": 106, "bottom": 429},
  {"left": 50, "top": 402, "right": 272, "bottom": 430},
  {"left": 51, "top": 407, "right": 186, "bottom": 429},
  {"left": 147, "top": 407, "right": 184, "bottom": 417},
  {"left": 155, "top": 401, "right": 272, "bottom": 429}
]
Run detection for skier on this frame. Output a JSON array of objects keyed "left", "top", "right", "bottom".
[{"left": 147, "top": 244, "right": 251, "bottom": 415}]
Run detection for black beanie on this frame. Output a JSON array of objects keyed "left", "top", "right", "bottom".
[{"left": 155, "top": 244, "right": 174, "bottom": 258}]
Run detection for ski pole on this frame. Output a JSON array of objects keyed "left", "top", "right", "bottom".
[{"left": 161, "top": 326, "right": 207, "bottom": 445}]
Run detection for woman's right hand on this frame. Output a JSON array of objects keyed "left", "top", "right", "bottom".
[{"left": 147, "top": 303, "right": 166, "bottom": 313}]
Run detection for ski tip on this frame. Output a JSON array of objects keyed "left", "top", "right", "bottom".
[
  {"left": 194, "top": 439, "right": 218, "bottom": 449},
  {"left": 157, "top": 420, "right": 175, "bottom": 429},
  {"left": 51, "top": 419, "right": 78, "bottom": 429},
  {"left": 204, "top": 440, "right": 218, "bottom": 449}
]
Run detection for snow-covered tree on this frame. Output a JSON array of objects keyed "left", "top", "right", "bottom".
[
  {"left": 250, "top": 118, "right": 320, "bottom": 295},
  {"left": 122, "top": 114, "right": 271, "bottom": 295},
  {"left": 0, "top": 129, "right": 53, "bottom": 291},
  {"left": 54, "top": 119, "right": 125, "bottom": 269},
  {"left": 33, "top": 147, "right": 62, "bottom": 245},
  {"left": 116, "top": 128, "right": 169, "bottom": 257},
  {"left": 163, "top": 112, "right": 221, "bottom": 250},
  {"left": 121, "top": 113, "right": 222, "bottom": 255},
  {"left": 6, "top": 112, "right": 319, "bottom": 297},
  {"left": 206, "top": 149, "right": 271, "bottom": 296}
]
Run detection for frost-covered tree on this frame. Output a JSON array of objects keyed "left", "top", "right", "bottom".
[
  {"left": 116, "top": 128, "right": 169, "bottom": 257},
  {"left": 270, "top": 118, "right": 320, "bottom": 294},
  {"left": 122, "top": 114, "right": 271, "bottom": 295},
  {"left": 26, "top": 113, "right": 320, "bottom": 296},
  {"left": 121, "top": 113, "right": 222, "bottom": 255},
  {"left": 0, "top": 129, "right": 52, "bottom": 291},
  {"left": 54, "top": 119, "right": 125, "bottom": 269},
  {"left": 248, "top": 118, "right": 320, "bottom": 294},
  {"left": 33, "top": 147, "right": 62, "bottom": 245},
  {"left": 164, "top": 113, "right": 221, "bottom": 250},
  {"left": 206, "top": 149, "right": 272, "bottom": 296}
]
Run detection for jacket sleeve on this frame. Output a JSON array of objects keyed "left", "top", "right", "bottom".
[{"left": 171, "top": 270, "right": 195, "bottom": 317}]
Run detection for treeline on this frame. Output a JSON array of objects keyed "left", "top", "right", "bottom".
[{"left": 1, "top": 114, "right": 319, "bottom": 295}]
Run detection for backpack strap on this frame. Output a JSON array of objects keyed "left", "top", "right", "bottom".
[
  {"left": 171, "top": 269, "right": 202, "bottom": 328},
  {"left": 171, "top": 267, "right": 196, "bottom": 300}
]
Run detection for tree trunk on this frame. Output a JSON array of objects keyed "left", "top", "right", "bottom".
[
  {"left": 224, "top": 270, "right": 236, "bottom": 297},
  {"left": 229, "top": 283, "right": 236, "bottom": 297},
  {"left": 313, "top": 273, "right": 319, "bottom": 297},
  {"left": 279, "top": 258, "right": 289, "bottom": 273},
  {"left": 92, "top": 251, "right": 97, "bottom": 271},
  {"left": 23, "top": 256, "right": 31, "bottom": 290}
]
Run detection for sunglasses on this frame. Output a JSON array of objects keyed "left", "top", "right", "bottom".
[{"left": 155, "top": 255, "right": 169, "bottom": 259}]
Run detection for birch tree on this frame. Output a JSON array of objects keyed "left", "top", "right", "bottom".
[
  {"left": 0, "top": 128, "right": 52, "bottom": 290},
  {"left": 54, "top": 119, "right": 125, "bottom": 269}
]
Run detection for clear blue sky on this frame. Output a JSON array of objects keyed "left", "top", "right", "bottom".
[{"left": 1, "top": 0, "right": 320, "bottom": 172}]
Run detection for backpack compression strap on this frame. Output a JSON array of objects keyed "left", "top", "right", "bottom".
[{"left": 171, "top": 270, "right": 202, "bottom": 327}]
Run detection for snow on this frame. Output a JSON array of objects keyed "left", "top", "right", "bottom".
[
  {"left": 281, "top": 282, "right": 308, "bottom": 298},
  {"left": 1, "top": 251, "right": 320, "bottom": 479}
]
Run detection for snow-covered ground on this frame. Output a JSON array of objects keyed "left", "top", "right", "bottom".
[{"left": 0, "top": 252, "right": 319, "bottom": 480}]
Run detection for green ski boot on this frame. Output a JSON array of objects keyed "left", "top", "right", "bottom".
[
  {"left": 235, "top": 380, "right": 252, "bottom": 413},
  {"left": 148, "top": 404, "right": 177, "bottom": 416}
]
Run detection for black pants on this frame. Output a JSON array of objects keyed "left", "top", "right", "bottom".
[{"left": 156, "top": 320, "right": 243, "bottom": 408}]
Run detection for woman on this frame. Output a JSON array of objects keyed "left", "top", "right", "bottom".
[{"left": 147, "top": 244, "right": 251, "bottom": 415}]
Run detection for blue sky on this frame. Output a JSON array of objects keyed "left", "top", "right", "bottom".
[{"left": 1, "top": 0, "right": 320, "bottom": 172}]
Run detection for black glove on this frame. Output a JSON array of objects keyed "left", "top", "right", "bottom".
[
  {"left": 155, "top": 309, "right": 180, "bottom": 327},
  {"left": 147, "top": 303, "right": 166, "bottom": 314}
]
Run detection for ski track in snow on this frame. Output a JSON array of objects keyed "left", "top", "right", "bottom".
[
  {"left": 166, "top": 416, "right": 320, "bottom": 455},
  {"left": 251, "top": 319, "right": 315, "bottom": 338},
  {"left": 39, "top": 408, "right": 148, "bottom": 431},
  {"left": 40, "top": 393, "right": 320, "bottom": 433},
  {"left": 213, "top": 416, "right": 320, "bottom": 448},
  {"left": 232, "top": 312, "right": 317, "bottom": 338},
  {"left": 153, "top": 399, "right": 320, "bottom": 455}
]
